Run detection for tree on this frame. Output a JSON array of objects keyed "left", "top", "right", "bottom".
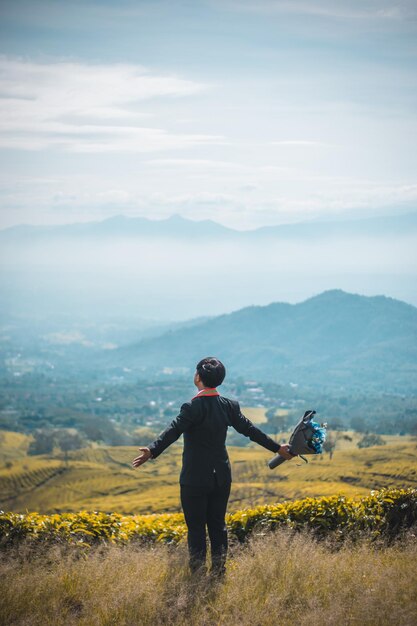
[
  {"left": 139, "top": 404, "right": 159, "bottom": 418},
  {"left": 350, "top": 416, "right": 367, "bottom": 433},
  {"left": 338, "top": 434, "right": 353, "bottom": 442},
  {"left": 132, "top": 427, "right": 158, "bottom": 445},
  {"left": 56, "top": 430, "right": 86, "bottom": 465},
  {"left": 265, "top": 409, "right": 290, "bottom": 435},
  {"left": 323, "top": 433, "right": 337, "bottom": 460},
  {"left": 357, "top": 433, "right": 386, "bottom": 449},
  {"left": 328, "top": 416, "right": 344, "bottom": 431},
  {"left": 28, "top": 429, "right": 55, "bottom": 455},
  {"left": 105, "top": 428, "right": 133, "bottom": 446},
  {"left": 226, "top": 429, "right": 250, "bottom": 447}
]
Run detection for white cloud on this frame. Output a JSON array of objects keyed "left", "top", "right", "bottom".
[
  {"left": 96, "top": 189, "right": 132, "bottom": 204},
  {"left": 145, "top": 158, "right": 246, "bottom": 170},
  {"left": 0, "top": 56, "right": 224, "bottom": 152},
  {"left": 219, "top": 0, "right": 417, "bottom": 20},
  {"left": 270, "top": 140, "right": 336, "bottom": 147}
]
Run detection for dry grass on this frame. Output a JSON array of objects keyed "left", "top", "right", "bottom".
[
  {"left": 240, "top": 407, "right": 269, "bottom": 424},
  {"left": 1, "top": 529, "right": 416, "bottom": 626}
]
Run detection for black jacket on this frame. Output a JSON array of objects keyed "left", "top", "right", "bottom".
[{"left": 147, "top": 395, "right": 281, "bottom": 487}]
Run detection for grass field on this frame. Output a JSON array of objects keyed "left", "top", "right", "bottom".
[
  {"left": 240, "top": 406, "right": 269, "bottom": 423},
  {"left": 0, "top": 430, "right": 31, "bottom": 462},
  {"left": 1, "top": 529, "right": 416, "bottom": 625},
  {"left": 1, "top": 428, "right": 416, "bottom": 514}
]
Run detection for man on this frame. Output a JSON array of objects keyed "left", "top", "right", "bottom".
[{"left": 132, "top": 356, "right": 293, "bottom": 579}]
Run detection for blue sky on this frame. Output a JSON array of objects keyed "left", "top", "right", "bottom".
[{"left": 0, "top": 0, "right": 416, "bottom": 229}]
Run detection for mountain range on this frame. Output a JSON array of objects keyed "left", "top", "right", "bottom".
[
  {"left": 1, "top": 211, "right": 417, "bottom": 242},
  {"left": 101, "top": 289, "right": 417, "bottom": 393}
]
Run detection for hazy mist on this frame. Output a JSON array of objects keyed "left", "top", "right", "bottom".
[{"left": 2, "top": 232, "right": 416, "bottom": 321}]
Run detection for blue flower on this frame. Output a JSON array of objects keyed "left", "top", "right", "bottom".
[{"left": 308, "top": 421, "right": 327, "bottom": 454}]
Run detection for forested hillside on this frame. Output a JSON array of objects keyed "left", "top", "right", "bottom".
[{"left": 110, "top": 290, "right": 417, "bottom": 392}]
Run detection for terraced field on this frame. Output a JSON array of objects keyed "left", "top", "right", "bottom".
[{"left": 1, "top": 429, "right": 416, "bottom": 514}]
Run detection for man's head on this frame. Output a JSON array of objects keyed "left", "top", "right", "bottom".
[{"left": 194, "top": 357, "right": 226, "bottom": 388}]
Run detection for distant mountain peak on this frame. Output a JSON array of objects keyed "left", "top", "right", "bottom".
[
  {"left": 165, "top": 213, "right": 188, "bottom": 222},
  {"left": 307, "top": 288, "right": 355, "bottom": 301},
  {"left": 101, "top": 214, "right": 132, "bottom": 223},
  {"left": 303, "top": 289, "right": 414, "bottom": 309}
]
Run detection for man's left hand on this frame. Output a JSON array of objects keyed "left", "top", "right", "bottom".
[{"left": 278, "top": 444, "right": 296, "bottom": 460}]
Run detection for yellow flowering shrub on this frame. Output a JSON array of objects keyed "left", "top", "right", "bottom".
[
  {"left": 227, "top": 488, "right": 417, "bottom": 542},
  {"left": 0, "top": 488, "right": 415, "bottom": 547}
]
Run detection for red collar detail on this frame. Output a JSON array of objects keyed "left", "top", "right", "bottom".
[{"left": 192, "top": 387, "right": 219, "bottom": 400}]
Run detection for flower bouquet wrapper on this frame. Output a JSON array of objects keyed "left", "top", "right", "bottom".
[{"left": 268, "top": 410, "right": 327, "bottom": 469}]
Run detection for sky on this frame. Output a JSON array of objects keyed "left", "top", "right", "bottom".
[{"left": 0, "top": 0, "right": 416, "bottom": 230}]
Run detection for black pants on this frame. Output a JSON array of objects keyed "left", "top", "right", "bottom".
[{"left": 180, "top": 472, "right": 231, "bottom": 576}]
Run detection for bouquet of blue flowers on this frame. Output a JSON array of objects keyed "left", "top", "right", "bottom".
[{"left": 268, "top": 409, "right": 327, "bottom": 469}]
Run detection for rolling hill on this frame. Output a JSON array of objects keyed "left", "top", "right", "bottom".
[{"left": 0, "top": 431, "right": 415, "bottom": 515}]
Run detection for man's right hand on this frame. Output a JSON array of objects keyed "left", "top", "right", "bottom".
[
  {"left": 132, "top": 447, "right": 152, "bottom": 468},
  {"left": 278, "top": 444, "right": 296, "bottom": 460}
]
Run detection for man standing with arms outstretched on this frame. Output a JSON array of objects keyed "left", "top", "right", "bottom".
[{"left": 132, "top": 357, "right": 293, "bottom": 579}]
